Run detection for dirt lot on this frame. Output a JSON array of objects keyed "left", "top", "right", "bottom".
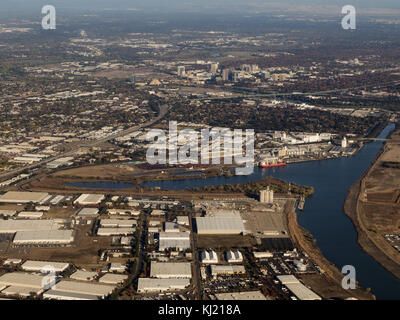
[
  {"left": 344, "top": 127, "right": 400, "bottom": 280},
  {"left": 196, "top": 235, "right": 257, "bottom": 249},
  {"left": 0, "top": 224, "right": 113, "bottom": 270},
  {"left": 53, "top": 163, "right": 142, "bottom": 179}
]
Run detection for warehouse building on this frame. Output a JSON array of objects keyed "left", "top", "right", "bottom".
[
  {"left": 99, "top": 274, "right": 128, "bottom": 285},
  {"left": 137, "top": 278, "right": 190, "bottom": 293},
  {"left": 76, "top": 208, "right": 99, "bottom": 217},
  {"left": 277, "top": 275, "right": 321, "bottom": 300},
  {"left": 70, "top": 270, "right": 98, "bottom": 282},
  {"left": 74, "top": 194, "right": 105, "bottom": 205},
  {"left": 253, "top": 252, "right": 273, "bottom": 259},
  {"left": 13, "top": 230, "right": 74, "bottom": 245},
  {"left": 0, "top": 191, "right": 49, "bottom": 204},
  {"left": 109, "top": 263, "right": 126, "bottom": 273},
  {"left": 97, "top": 228, "right": 135, "bottom": 236},
  {"left": 150, "top": 262, "right": 192, "bottom": 279},
  {"left": 0, "top": 272, "right": 52, "bottom": 297},
  {"left": 176, "top": 216, "right": 189, "bottom": 226},
  {"left": 100, "top": 219, "right": 137, "bottom": 228},
  {"left": 164, "top": 222, "right": 179, "bottom": 232},
  {"left": 21, "top": 260, "right": 70, "bottom": 273},
  {"left": 0, "top": 220, "right": 61, "bottom": 234},
  {"left": 201, "top": 250, "right": 219, "bottom": 264},
  {"left": 158, "top": 232, "right": 190, "bottom": 251},
  {"left": 43, "top": 289, "right": 99, "bottom": 300},
  {"left": 17, "top": 211, "right": 44, "bottom": 219},
  {"left": 108, "top": 209, "right": 140, "bottom": 216},
  {"left": 195, "top": 216, "right": 245, "bottom": 235},
  {"left": 50, "top": 280, "right": 115, "bottom": 299},
  {"left": 226, "top": 250, "right": 243, "bottom": 263},
  {"left": 210, "top": 265, "right": 246, "bottom": 276}
]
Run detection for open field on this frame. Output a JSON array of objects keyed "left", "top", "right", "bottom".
[
  {"left": 344, "top": 126, "right": 400, "bottom": 279},
  {"left": 196, "top": 235, "right": 257, "bottom": 249},
  {"left": 0, "top": 225, "right": 112, "bottom": 270}
]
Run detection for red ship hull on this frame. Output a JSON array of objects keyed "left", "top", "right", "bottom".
[{"left": 259, "top": 162, "right": 286, "bottom": 168}]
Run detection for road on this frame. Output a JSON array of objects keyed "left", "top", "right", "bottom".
[
  {"left": 188, "top": 210, "right": 203, "bottom": 300},
  {"left": 0, "top": 104, "right": 169, "bottom": 181},
  {"left": 198, "top": 80, "right": 400, "bottom": 101}
]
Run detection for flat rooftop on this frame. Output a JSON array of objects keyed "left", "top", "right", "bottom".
[{"left": 0, "top": 192, "right": 49, "bottom": 203}]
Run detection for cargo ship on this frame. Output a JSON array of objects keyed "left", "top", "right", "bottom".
[{"left": 258, "top": 161, "right": 286, "bottom": 168}]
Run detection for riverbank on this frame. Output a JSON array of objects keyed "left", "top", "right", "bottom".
[
  {"left": 343, "top": 125, "right": 400, "bottom": 280},
  {"left": 286, "top": 201, "right": 375, "bottom": 300}
]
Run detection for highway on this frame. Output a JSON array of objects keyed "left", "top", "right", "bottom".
[
  {"left": 0, "top": 104, "right": 169, "bottom": 181},
  {"left": 198, "top": 80, "right": 400, "bottom": 101}
]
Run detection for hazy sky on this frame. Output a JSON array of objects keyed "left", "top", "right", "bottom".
[{"left": 1, "top": 0, "right": 400, "bottom": 13}]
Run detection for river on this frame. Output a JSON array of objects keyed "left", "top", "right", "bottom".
[{"left": 67, "top": 124, "right": 400, "bottom": 299}]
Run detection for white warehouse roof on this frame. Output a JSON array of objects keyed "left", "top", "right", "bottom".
[
  {"left": 159, "top": 232, "right": 190, "bottom": 251},
  {"left": 99, "top": 274, "right": 128, "bottom": 285},
  {"left": 70, "top": 270, "right": 98, "bottom": 282},
  {"left": 17, "top": 211, "right": 44, "bottom": 219},
  {"left": 97, "top": 228, "right": 135, "bottom": 236},
  {"left": 0, "top": 191, "right": 49, "bottom": 203},
  {"left": 277, "top": 275, "right": 321, "bottom": 300},
  {"left": 54, "top": 280, "right": 115, "bottom": 298},
  {"left": 21, "top": 260, "right": 70, "bottom": 273},
  {"left": 43, "top": 289, "right": 99, "bottom": 300},
  {"left": 77, "top": 208, "right": 99, "bottom": 217},
  {"left": 0, "top": 272, "right": 52, "bottom": 289},
  {"left": 226, "top": 250, "right": 243, "bottom": 263},
  {"left": 137, "top": 278, "right": 190, "bottom": 293},
  {"left": 150, "top": 262, "right": 192, "bottom": 279},
  {"left": 74, "top": 194, "right": 104, "bottom": 205},
  {"left": 100, "top": 219, "right": 137, "bottom": 228},
  {"left": 13, "top": 230, "right": 74, "bottom": 245},
  {"left": 196, "top": 216, "right": 245, "bottom": 234},
  {"left": 0, "top": 220, "right": 61, "bottom": 234}
]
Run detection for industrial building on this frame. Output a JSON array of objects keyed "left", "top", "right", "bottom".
[
  {"left": 17, "top": 211, "right": 44, "bottom": 219},
  {"left": 201, "top": 250, "right": 219, "bottom": 264},
  {"left": 51, "top": 280, "right": 115, "bottom": 298},
  {"left": 225, "top": 250, "right": 243, "bottom": 263},
  {"left": 150, "top": 262, "right": 192, "bottom": 279},
  {"left": 176, "top": 216, "right": 189, "bottom": 226},
  {"left": 0, "top": 219, "right": 61, "bottom": 234},
  {"left": 76, "top": 207, "right": 99, "bottom": 217},
  {"left": 210, "top": 265, "right": 246, "bottom": 276},
  {"left": 70, "top": 270, "right": 98, "bottom": 282},
  {"left": 97, "top": 227, "right": 135, "bottom": 236},
  {"left": 0, "top": 272, "right": 51, "bottom": 297},
  {"left": 13, "top": 230, "right": 74, "bottom": 245},
  {"left": 195, "top": 216, "right": 245, "bottom": 235},
  {"left": 109, "top": 263, "right": 126, "bottom": 273},
  {"left": 99, "top": 274, "right": 128, "bottom": 285},
  {"left": 0, "top": 191, "right": 50, "bottom": 204},
  {"left": 260, "top": 187, "right": 274, "bottom": 204},
  {"left": 158, "top": 232, "right": 191, "bottom": 251},
  {"left": 137, "top": 278, "right": 190, "bottom": 293},
  {"left": 164, "top": 222, "right": 179, "bottom": 232},
  {"left": 43, "top": 289, "right": 99, "bottom": 300},
  {"left": 21, "top": 260, "right": 70, "bottom": 273},
  {"left": 253, "top": 252, "right": 273, "bottom": 259},
  {"left": 277, "top": 275, "right": 321, "bottom": 300},
  {"left": 74, "top": 194, "right": 105, "bottom": 205},
  {"left": 100, "top": 219, "right": 137, "bottom": 228}
]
